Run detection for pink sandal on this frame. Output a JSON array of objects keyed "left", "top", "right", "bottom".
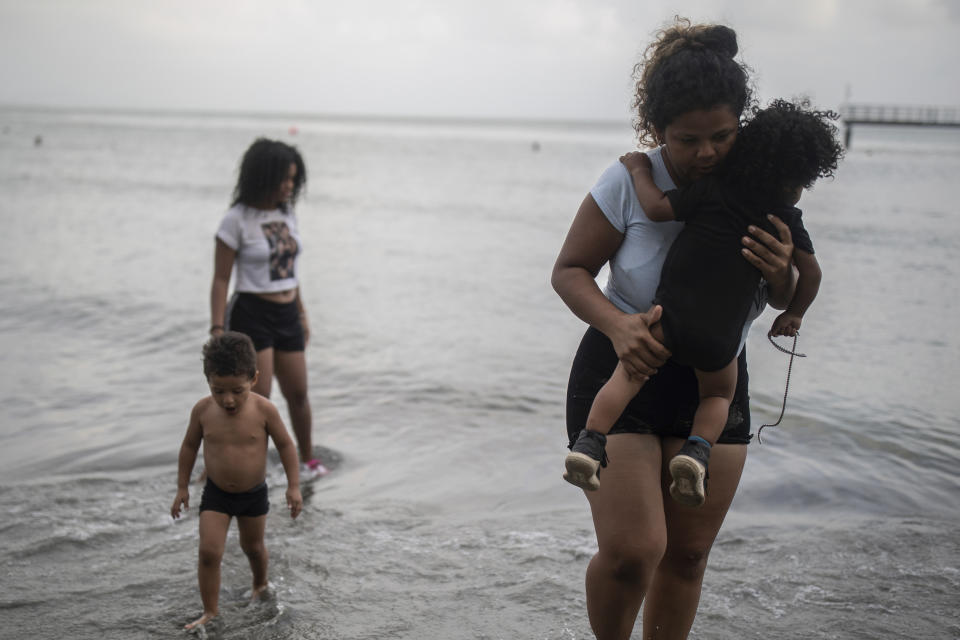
[{"left": 302, "top": 458, "right": 329, "bottom": 479}]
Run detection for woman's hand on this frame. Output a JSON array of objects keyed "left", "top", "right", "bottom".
[
  {"left": 608, "top": 305, "right": 671, "bottom": 382},
  {"left": 552, "top": 194, "right": 671, "bottom": 381},
  {"left": 742, "top": 215, "right": 797, "bottom": 308}
]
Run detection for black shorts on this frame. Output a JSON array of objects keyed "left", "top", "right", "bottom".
[
  {"left": 226, "top": 292, "right": 305, "bottom": 352},
  {"left": 566, "top": 327, "right": 752, "bottom": 446},
  {"left": 198, "top": 478, "right": 270, "bottom": 517}
]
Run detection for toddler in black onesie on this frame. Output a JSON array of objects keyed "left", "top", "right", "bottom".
[{"left": 564, "top": 99, "right": 844, "bottom": 505}]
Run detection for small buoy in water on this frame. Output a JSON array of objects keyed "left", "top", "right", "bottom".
[
  {"left": 288, "top": 126, "right": 299, "bottom": 135},
  {"left": 531, "top": 141, "right": 541, "bottom": 152},
  {"left": 34, "top": 135, "right": 43, "bottom": 146}
]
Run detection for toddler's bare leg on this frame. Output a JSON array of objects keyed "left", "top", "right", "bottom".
[
  {"left": 237, "top": 515, "right": 269, "bottom": 599},
  {"left": 566, "top": 309, "right": 664, "bottom": 491},
  {"left": 586, "top": 308, "right": 665, "bottom": 434},
  {"left": 186, "top": 511, "right": 231, "bottom": 629},
  {"left": 691, "top": 359, "right": 738, "bottom": 444},
  {"left": 586, "top": 362, "right": 646, "bottom": 434},
  {"left": 668, "top": 359, "right": 738, "bottom": 507},
  {"left": 566, "top": 363, "right": 647, "bottom": 491}
]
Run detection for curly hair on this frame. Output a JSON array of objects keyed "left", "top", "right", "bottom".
[
  {"left": 231, "top": 138, "right": 306, "bottom": 211},
  {"left": 719, "top": 98, "right": 845, "bottom": 207},
  {"left": 202, "top": 331, "right": 258, "bottom": 380},
  {"left": 632, "top": 17, "right": 753, "bottom": 147}
]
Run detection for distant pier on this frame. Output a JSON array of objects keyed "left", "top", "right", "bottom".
[{"left": 840, "top": 103, "right": 960, "bottom": 148}]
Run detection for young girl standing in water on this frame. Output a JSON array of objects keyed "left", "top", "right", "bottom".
[{"left": 210, "top": 139, "right": 326, "bottom": 478}]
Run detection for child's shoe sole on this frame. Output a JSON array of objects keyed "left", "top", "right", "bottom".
[
  {"left": 564, "top": 452, "right": 601, "bottom": 491},
  {"left": 668, "top": 454, "right": 706, "bottom": 506}
]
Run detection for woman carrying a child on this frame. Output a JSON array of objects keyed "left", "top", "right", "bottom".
[{"left": 551, "top": 18, "right": 797, "bottom": 639}]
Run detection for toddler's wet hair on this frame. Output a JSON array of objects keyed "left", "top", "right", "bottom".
[
  {"left": 203, "top": 331, "right": 257, "bottom": 379},
  {"left": 721, "top": 98, "right": 844, "bottom": 207}
]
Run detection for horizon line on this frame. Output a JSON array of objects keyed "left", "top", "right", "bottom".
[{"left": 0, "top": 102, "right": 630, "bottom": 129}]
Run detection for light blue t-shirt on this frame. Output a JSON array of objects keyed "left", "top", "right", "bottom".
[{"left": 589, "top": 147, "right": 767, "bottom": 352}]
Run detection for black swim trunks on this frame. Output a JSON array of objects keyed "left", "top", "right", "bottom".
[
  {"left": 198, "top": 477, "right": 270, "bottom": 517},
  {"left": 226, "top": 292, "right": 305, "bottom": 352},
  {"left": 566, "top": 326, "right": 753, "bottom": 446}
]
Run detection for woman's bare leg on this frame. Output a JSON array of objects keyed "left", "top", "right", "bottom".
[
  {"left": 642, "top": 438, "right": 747, "bottom": 639},
  {"left": 584, "top": 433, "right": 668, "bottom": 640},
  {"left": 186, "top": 511, "right": 231, "bottom": 630},
  {"left": 274, "top": 349, "right": 313, "bottom": 463}
]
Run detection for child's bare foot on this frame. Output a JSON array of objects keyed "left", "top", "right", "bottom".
[
  {"left": 184, "top": 611, "right": 217, "bottom": 630},
  {"left": 250, "top": 583, "right": 271, "bottom": 602}
]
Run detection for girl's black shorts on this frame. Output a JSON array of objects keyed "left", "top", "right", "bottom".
[
  {"left": 226, "top": 292, "right": 304, "bottom": 352},
  {"left": 566, "top": 327, "right": 752, "bottom": 446}
]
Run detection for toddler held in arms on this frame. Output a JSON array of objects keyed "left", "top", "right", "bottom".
[
  {"left": 171, "top": 331, "right": 302, "bottom": 630},
  {"left": 565, "top": 99, "right": 843, "bottom": 505}
]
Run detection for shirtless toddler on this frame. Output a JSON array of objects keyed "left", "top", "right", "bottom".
[{"left": 170, "top": 331, "right": 302, "bottom": 630}]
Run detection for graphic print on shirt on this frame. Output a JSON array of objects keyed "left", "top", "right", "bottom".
[{"left": 261, "top": 221, "right": 298, "bottom": 281}]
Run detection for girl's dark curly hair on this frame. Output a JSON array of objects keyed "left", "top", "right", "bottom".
[
  {"left": 203, "top": 331, "right": 258, "bottom": 380},
  {"left": 632, "top": 17, "right": 753, "bottom": 147},
  {"left": 231, "top": 138, "right": 306, "bottom": 211},
  {"left": 719, "top": 98, "right": 845, "bottom": 207}
]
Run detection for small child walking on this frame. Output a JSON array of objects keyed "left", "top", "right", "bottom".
[
  {"left": 564, "top": 99, "right": 843, "bottom": 505},
  {"left": 171, "top": 331, "right": 303, "bottom": 630}
]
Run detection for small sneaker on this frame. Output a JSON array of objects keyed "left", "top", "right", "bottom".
[
  {"left": 563, "top": 429, "right": 608, "bottom": 491},
  {"left": 668, "top": 438, "right": 711, "bottom": 507},
  {"left": 301, "top": 458, "right": 329, "bottom": 480}
]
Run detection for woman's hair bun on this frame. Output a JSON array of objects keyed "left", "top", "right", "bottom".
[{"left": 695, "top": 25, "right": 738, "bottom": 58}]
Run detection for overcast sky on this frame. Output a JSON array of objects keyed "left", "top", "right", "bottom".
[{"left": 1, "top": 0, "right": 958, "bottom": 121}]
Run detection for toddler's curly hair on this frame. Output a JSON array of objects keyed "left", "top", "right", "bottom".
[
  {"left": 202, "top": 331, "right": 258, "bottom": 380},
  {"left": 720, "top": 98, "right": 844, "bottom": 207}
]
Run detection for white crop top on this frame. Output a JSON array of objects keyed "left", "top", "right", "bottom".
[{"left": 216, "top": 204, "right": 301, "bottom": 293}]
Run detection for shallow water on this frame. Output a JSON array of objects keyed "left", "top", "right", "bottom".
[{"left": 0, "top": 110, "right": 958, "bottom": 638}]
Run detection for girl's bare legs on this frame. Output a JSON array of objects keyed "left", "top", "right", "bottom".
[
  {"left": 237, "top": 515, "right": 269, "bottom": 600},
  {"left": 253, "top": 347, "right": 314, "bottom": 465},
  {"left": 643, "top": 438, "right": 747, "bottom": 639},
  {"left": 253, "top": 347, "right": 275, "bottom": 398},
  {"left": 186, "top": 511, "right": 231, "bottom": 630},
  {"left": 274, "top": 350, "right": 313, "bottom": 464},
  {"left": 583, "top": 434, "right": 667, "bottom": 639}
]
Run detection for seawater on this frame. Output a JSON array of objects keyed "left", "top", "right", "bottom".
[{"left": 0, "top": 109, "right": 958, "bottom": 639}]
